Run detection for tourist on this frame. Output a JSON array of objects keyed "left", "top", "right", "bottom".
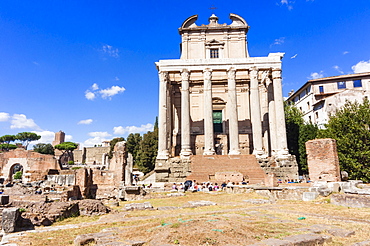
[{"left": 172, "top": 183, "right": 178, "bottom": 191}]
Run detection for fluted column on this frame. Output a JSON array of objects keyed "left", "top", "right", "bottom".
[
  {"left": 272, "top": 68, "right": 289, "bottom": 157},
  {"left": 157, "top": 71, "right": 169, "bottom": 160},
  {"left": 249, "top": 67, "right": 265, "bottom": 157},
  {"left": 227, "top": 68, "right": 240, "bottom": 155},
  {"left": 203, "top": 68, "right": 215, "bottom": 155},
  {"left": 180, "top": 69, "right": 192, "bottom": 158},
  {"left": 267, "top": 76, "right": 278, "bottom": 155}
]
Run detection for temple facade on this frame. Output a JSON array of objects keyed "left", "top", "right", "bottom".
[{"left": 155, "top": 14, "right": 298, "bottom": 182}]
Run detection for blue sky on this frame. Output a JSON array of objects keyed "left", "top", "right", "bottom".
[{"left": 1, "top": 0, "right": 370, "bottom": 147}]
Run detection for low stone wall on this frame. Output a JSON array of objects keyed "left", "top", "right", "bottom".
[
  {"left": 331, "top": 194, "right": 370, "bottom": 208},
  {"left": 225, "top": 185, "right": 309, "bottom": 200}
]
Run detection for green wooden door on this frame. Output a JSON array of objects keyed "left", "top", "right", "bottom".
[{"left": 213, "top": 110, "right": 223, "bottom": 133}]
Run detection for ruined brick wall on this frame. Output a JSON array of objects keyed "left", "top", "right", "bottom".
[
  {"left": 0, "top": 149, "right": 60, "bottom": 182},
  {"left": 306, "top": 138, "right": 341, "bottom": 182}
]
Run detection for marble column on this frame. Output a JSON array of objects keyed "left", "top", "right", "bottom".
[
  {"left": 180, "top": 69, "right": 192, "bottom": 158},
  {"left": 227, "top": 68, "right": 240, "bottom": 155},
  {"left": 267, "top": 76, "right": 278, "bottom": 155},
  {"left": 203, "top": 68, "right": 215, "bottom": 155},
  {"left": 249, "top": 67, "right": 265, "bottom": 157},
  {"left": 272, "top": 68, "right": 289, "bottom": 156},
  {"left": 157, "top": 71, "right": 169, "bottom": 160}
]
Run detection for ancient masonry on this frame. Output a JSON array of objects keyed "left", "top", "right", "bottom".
[
  {"left": 306, "top": 138, "right": 341, "bottom": 182},
  {"left": 154, "top": 13, "right": 298, "bottom": 183}
]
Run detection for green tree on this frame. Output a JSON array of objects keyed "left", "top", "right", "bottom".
[
  {"left": 54, "top": 142, "right": 79, "bottom": 164},
  {"left": 0, "top": 143, "right": 17, "bottom": 151},
  {"left": 13, "top": 171, "right": 22, "bottom": 180},
  {"left": 126, "top": 133, "right": 142, "bottom": 162},
  {"left": 318, "top": 99, "right": 370, "bottom": 182},
  {"left": 298, "top": 123, "right": 319, "bottom": 174},
  {"left": 108, "top": 137, "right": 125, "bottom": 159},
  {"left": 0, "top": 135, "right": 16, "bottom": 151},
  {"left": 15, "top": 132, "right": 41, "bottom": 150},
  {"left": 136, "top": 119, "right": 158, "bottom": 174},
  {"left": 33, "top": 143, "right": 55, "bottom": 155},
  {"left": 284, "top": 103, "right": 304, "bottom": 162}
]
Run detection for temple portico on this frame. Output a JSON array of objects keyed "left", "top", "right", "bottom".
[{"left": 155, "top": 13, "right": 298, "bottom": 182}]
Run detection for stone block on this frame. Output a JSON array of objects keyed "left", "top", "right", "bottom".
[
  {"left": 327, "top": 228, "right": 355, "bottom": 237},
  {"left": 331, "top": 194, "right": 370, "bottom": 208},
  {"left": 306, "top": 139, "right": 341, "bottom": 182},
  {"left": 2, "top": 207, "right": 20, "bottom": 233},
  {"left": 351, "top": 241, "right": 370, "bottom": 246},
  {"left": 0, "top": 195, "right": 9, "bottom": 205},
  {"left": 302, "top": 192, "right": 319, "bottom": 201},
  {"left": 283, "top": 233, "right": 331, "bottom": 245}
]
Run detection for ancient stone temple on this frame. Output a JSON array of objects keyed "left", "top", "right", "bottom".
[{"left": 155, "top": 14, "right": 298, "bottom": 183}]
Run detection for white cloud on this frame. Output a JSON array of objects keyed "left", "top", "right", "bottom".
[
  {"left": 85, "top": 84, "right": 126, "bottom": 100},
  {"left": 32, "top": 61, "right": 40, "bottom": 66},
  {"left": 85, "top": 90, "right": 96, "bottom": 100},
  {"left": 352, "top": 60, "right": 370, "bottom": 73},
  {"left": 0, "top": 112, "right": 10, "bottom": 122},
  {"left": 11, "top": 114, "right": 40, "bottom": 130},
  {"left": 88, "top": 131, "right": 111, "bottom": 138},
  {"left": 100, "top": 85, "right": 126, "bottom": 99},
  {"left": 308, "top": 71, "right": 324, "bottom": 80},
  {"left": 114, "top": 77, "right": 119, "bottom": 81},
  {"left": 113, "top": 123, "right": 153, "bottom": 135},
  {"left": 102, "top": 44, "right": 119, "bottom": 58},
  {"left": 92, "top": 83, "right": 99, "bottom": 91},
  {"left": 78, "top": 119, "right": 93, "bottom": 125},
  {"left": 272, "top": 37, "right": 285, "bottom": 46},
  {"left": 290, "top": 54, "right": 298, "bottom": 59},
  {"left": 280, "top": 0, "right": 293, "bottom": 10},
  {"left": 31, "top": 130, "right": 55, "bottom": 144},
  {"left": 65, "top": 135, "right": 73, "bottom": 142},
  {"left": 83, "top": 137, "right": 107, "bottom": 147},
  {"left": 333, "top": 65, "right": 344, "bottom": 74},
  {"left": 343, "top": 51, "right": 349, "bottom": 55}
]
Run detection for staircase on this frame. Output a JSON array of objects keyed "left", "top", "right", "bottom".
[{"left": 187, "top": 155, "right": 266, "bottom": 184}]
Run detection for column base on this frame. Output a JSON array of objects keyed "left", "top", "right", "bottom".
[
  {"left": 228, "top": 149, "right": 241, "bottom": 155},
  {"left": 180, "top": 149, "right": 192, "bottom": 159},
  {"left": 156, "top": 150, "right": 169, "bottom": 160},
  {"left": 253, "top": 149, "right": 268, "bottom": 159},
  {"left": 275, "top": 149, "right": 290, "bottom": 160},
  {"left": 203, "top": 149, "right": 215, "bottom": 155}
]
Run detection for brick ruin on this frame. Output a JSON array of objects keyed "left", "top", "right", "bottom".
[{"left": 306, "top": 138, "right": 341, "bottom": 182}]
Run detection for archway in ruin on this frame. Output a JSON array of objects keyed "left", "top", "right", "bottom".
[{"left": 8, "top": 163, "right": 23, "bottom": 182}]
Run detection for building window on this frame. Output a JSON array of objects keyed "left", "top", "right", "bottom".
[
  {"left": 307, "top": 101, "right": 310, "bottom": 110},
  {"left": 353, "top": 80, "right": 362, "bottom": 88},
  {"left": 213, "top": 110, "right": 223, "bottom": 133},
  {"left": 210, "top": 49, "right": 219, "bottom": 58},
  {"left": 319, "top": 86, "right": 324, "bottom": 93},
  {"left": 337, "top": 81, "right": 346, "bottom": 89}
]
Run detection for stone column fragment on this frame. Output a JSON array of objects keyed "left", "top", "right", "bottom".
[
  {"left": 157, "top": 71, "right": 169, "bottom": 159},
  {"left": 203, "top": 68, "right": 215, "bottom": 155},
  {"left": 227, "top": 68, "right": 240, "bottom": 155},
  {"left": 249, "top": 67, "right": 265, "bottom": 157},
  {"left": 180, "top": 69, "right": 192, "bottom": 158},
  {"left": 272, "top": 69, "right": 289, "bottom": 157}
]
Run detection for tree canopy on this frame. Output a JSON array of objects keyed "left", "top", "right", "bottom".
[
  {"left": 54, "top": 142, "right": 79, "bottom": 165},
  {"left": 126, "top": 133, "right": 142, "bottom": 162},
  {"left": 318, "top": 98, "right": 370, "bottom": 182},
  {"left": 15, "top": 132, "right": 41, "bottom": 150},
  {"left": 33, "top": 143, "right": 55, "bottom": 155}
]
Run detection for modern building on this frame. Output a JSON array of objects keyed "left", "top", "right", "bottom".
[
  {"left": 154, "top": 14, "right": 298, "bottom": 183},
  {"left": 286, "top": 72, "right": 370, "bottom": 128}
]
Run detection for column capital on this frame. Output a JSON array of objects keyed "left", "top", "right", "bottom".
[
  {"left": 159, "top": 71, "right": 169, "bottom": 83},
  {"left": 227, "top": 67, "right": 236, "bottom": 80},
  {"left": 249, "top": 67, "right": 258, "bottom": 78},
  {"left": 181, "top": 69, "right": 190, "bottom": 80},
  {"left": 203, "top": 68, "right": 212, "bottom": 80},
  {"left": 272, "top": 68, "right": 282, "bottom": 79}
]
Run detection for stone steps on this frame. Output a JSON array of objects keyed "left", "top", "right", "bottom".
[{"left": 187, "top": 155, "right": 266, "bottom": 184}]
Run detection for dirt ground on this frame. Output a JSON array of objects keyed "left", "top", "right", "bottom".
[{"left": 8, "top": 191, "right": 370, "bottom": 246}]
